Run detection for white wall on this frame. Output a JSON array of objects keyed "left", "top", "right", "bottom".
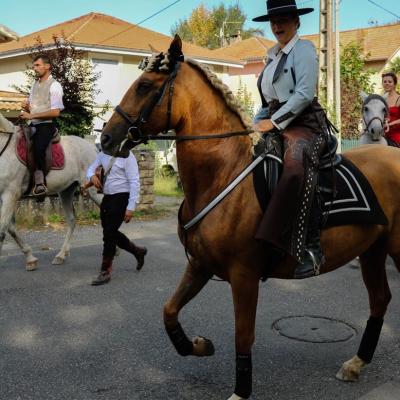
[{"left": 0, "top": 55, "right": 30, "bottom": 92}]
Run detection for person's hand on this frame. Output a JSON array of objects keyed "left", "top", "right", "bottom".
[
  {"left": 19, "top": 111, "right": 31, "bottom": 120},
  {"left": 124, "top": 209, "right": 134, "bottom": 223},
  {"left": 90, "top": 174, "right": 102, "bottom": 190},
  {"left": 253, "top": 119, "right": 275, "bottom": 133},
  {"left": 21, "top": 99, "right": 30, "bottom": 111},
  {"left": 385, "top": 119, "right": 390, "bottom": 133}
]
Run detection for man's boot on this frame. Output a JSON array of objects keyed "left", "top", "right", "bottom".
[
  {"left": 127, "top": 241, "right": 147, "bottom": 270},
  {"left": 33, "top": 170, "right": 47, "bottom": 202},
  {"left": 91, "top": 255, "right": 114, "bottom": 285},
  {"left": 294, "top": 230, "right": 324, "bottom": 279}
]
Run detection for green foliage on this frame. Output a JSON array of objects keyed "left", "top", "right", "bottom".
[
  {"left": 154, "top": 175, "right": 183, "bottom": 197},
  {"left": 171, "top": 3, "right": 263, "bottom": 49},
  {"left": 339, "top": 42, "right": 375, "bottom": 139},
  {"left": 387, "top": 57, "right": 400, "bottom": 75},
  {"left": 13, "top": 34, "right": 110, "bottom": 137},
  {"left": 235, "top": 78, "right": 255, "bottom": 118}
]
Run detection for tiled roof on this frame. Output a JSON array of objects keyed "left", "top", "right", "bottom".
[
  {"left": 0, "top": 90, "right": 25, "bottom": 111},
  {"left": 211, "top": 37, "right": 275, "bottom": 62},
  {"left": 0, "top": 13, "right": 242, "bottom": 66},
  {"left": 302, "top": 23, "right": 400, "bottom": 61}
]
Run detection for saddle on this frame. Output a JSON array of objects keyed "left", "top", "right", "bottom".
[
  {"left": 16, "top": 125, "right": 65, "bottom": 175},
  {"left": 253, "top": 134, "right": 388, "bottom": 229}
]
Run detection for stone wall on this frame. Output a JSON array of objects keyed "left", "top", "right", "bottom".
[{"left": 132, "top": 149, "right": 155, "bottom": 211}]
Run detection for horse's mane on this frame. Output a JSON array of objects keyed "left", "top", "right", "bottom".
[
  {"left": 185, "top": 58, "right": 260, "bottom": 143},
  {"left": 139, "top": 51, "right": 260, "bottom": 144}
]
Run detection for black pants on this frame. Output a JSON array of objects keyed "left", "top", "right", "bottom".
[
  {"left": 31, "top": 122, "right": 55, "bottom": 172},
  {"left": 101, "top": 192, "right": 131, "bottom": 257}
]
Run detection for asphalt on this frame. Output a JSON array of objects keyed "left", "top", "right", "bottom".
[{"left": 0, "top": 197, "right": 399, "bottom": 400}]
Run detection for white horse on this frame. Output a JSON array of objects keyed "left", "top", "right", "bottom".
[
  {"left": 0, "top": 113, "right": 101, "bottom": 270},
  {"left": 359, "top": 91, "right": 388, "bottom": 145}
]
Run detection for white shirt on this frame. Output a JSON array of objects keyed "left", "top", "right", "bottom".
[
  {"left": 261, "top": 34, "right": 299, "bottom": 102},
  {"left": 29, "top": 76, "right": 65, "bottom": 111},
  {"left": 86, "top": 152, "right": 140, "bottom": 211}
]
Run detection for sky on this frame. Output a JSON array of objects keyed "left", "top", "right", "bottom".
[{"left": 2, "top": 0, "right": 400, "bottom": 40}]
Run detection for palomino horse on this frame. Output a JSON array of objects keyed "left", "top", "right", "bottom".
[
  {"left": 101, "top": 36, "right": 400, "bottom": 399},
  {"left": 359, "top": 92, "right": 388, "bottom": 145},
  {"left": 0, "top": 113, "right": 101, "bottom": 270}
]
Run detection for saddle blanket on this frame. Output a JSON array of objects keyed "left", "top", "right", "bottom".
[
  {"left": 16, "top": 130, "right": 65, "bottom": 170},
  {"left": 254, "top": 156, "right": 388, "bottom": 228}
]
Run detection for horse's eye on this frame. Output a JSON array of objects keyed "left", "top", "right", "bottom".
[
  {"left": 383, "top": 108, "right": 387, "bottom": 114},
  {"left": 136, "top": 81, "right": 153, "bottom": 94},
  {"left": 364, "top": 106, "right": 369, "bottom": 112}
]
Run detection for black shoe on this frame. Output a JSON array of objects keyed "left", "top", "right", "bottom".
[
  {"left": 135, "top": 247, "right": 147, "bottom": 271},
  {"left": 294, "top": 232, "right": 324, "bottom": 279},
  {"left": 91, "top": 271, "right": 111, "bottom": 286}
]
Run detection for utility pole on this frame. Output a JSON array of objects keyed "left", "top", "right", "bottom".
[
  {"left": 334, "top": 0, "right": 341, "bottom": 151},
  {"left": 319, "top": 0, "right": 334, "bottom": 111}
]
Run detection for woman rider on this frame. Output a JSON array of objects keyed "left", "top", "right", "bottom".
[{"left": 252, "top": 0, "right": 330, "bottom": 279}]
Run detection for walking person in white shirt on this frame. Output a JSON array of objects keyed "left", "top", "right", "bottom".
[{"left": 85, "top": 151, "right": 147, "bottom": 285}]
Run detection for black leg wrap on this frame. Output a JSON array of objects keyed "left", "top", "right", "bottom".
[
  {"left": 166, "top": 323, "right": 194, "bottom": 356},
  {"left": 357, "top": 316, "right": 384, "bottom": 363},
  {"left": 234, "top": 353, "right": 252, "bottom": 399}
]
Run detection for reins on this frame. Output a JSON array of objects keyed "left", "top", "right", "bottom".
[{"left": 0, "top": 128, "right": 15, "bottom": 157}]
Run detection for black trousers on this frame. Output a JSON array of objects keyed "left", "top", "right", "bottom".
[
  {"left": 101, "top": 192, "right": 131, "bottom": 257},
  {"left": 31, "top": 122, "right": 55, "bottom": 172}
]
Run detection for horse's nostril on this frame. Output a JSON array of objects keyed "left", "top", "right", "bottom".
[{"left": 101, "top": 134, "right": 112, "bottom": 147}]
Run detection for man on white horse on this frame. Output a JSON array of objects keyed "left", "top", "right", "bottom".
[{"left": 20, "top": 54, "right": 64, "bottom": 198}]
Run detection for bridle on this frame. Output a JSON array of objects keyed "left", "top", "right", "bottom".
[
  {"left": 362, "top": 94, "right": 388, "bottom": 139},
  {"left": 113, "top": 60, "right": 252, "bottom": 149}
]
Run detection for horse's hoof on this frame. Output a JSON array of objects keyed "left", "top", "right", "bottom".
[
  {"left": 227, "top": 394, "right": 246, "bottom": 400},
  {"left": 26, "top": 260, "right": 38, "bottom": 271},
  {"left": 52, "top": 256, "right": 65, "bottom": 265},
  {"left": 192, "top": 336, "right": 215, "bottom": 357},
  {"left": 336, "top": 355, "right": 366, "bottom": 382}
]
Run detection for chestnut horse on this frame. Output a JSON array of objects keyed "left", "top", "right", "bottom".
[{"left": 101, "top": 36, "right": 400, "bottom": 399}]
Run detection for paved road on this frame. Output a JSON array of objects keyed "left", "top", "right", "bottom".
[{"left": 1, "top": 206, "right": 399, "bottom": 400}]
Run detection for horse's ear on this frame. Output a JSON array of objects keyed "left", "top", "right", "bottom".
[
  {"left": 360, "top": 91, "right": 368, "bottom": 101},
  {"left": 168, "top": 34, "right": 184, "bottom": 62},
  {"left": 148, "top": 44, "right": 159, "bottom": 54}
]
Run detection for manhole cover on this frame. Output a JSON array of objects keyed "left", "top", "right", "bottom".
[{"left": 272, "top": 315, "right": 357, "bottom": 343}]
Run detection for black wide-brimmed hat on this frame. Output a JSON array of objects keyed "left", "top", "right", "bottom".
[{"left": 253, "top": 0, "right": 314, "bottom": 22}]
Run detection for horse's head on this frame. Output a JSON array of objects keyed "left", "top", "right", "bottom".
[
  {"left": 101, "top": 35, "right": 186, "bottom": 157},
  {"left": 360, "top": 91, "right": 388, "bottom": 141}
]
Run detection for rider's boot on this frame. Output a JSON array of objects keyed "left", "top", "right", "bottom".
[
  {"left": 294, "top": 229, "right": 324, "bottom": 279},
  {"left": 33, "top": 170, "right": 47, "bottom": 201},
  {"left": 126, "top": 241, "right": 147, "bottom": 271}
]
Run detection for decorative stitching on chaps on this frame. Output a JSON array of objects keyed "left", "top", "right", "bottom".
[
  {"left": 234, "top": 353, "right": 252, "bottom": 399},
  {"left": 357, "top": 316, "right": 384, "bottom": 363},
  {"left": 291, "top": 134, "right": 325, "bottom": 263},
  {"left": 166, "top": 323, "right": 194, "bottom": 356}
]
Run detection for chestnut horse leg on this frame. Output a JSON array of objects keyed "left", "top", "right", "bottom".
[
  {"left": 337, "top": 237, "right": 391, "bottom": 381},
  {"left": 163, "top": 261, "right": 215, "bottom": 358},
  {"left": 227, "top": 270, "right": 260, "bottom": 400}
]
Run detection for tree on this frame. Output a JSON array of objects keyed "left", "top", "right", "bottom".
[
  {"left": 340, "top": 42, "right": 375, "bottom": 139},
  {"left": 171, "top": 3, "right": 263, "bottom": 49},
  {"left": 13, "top": 34, "right": 110, "bottom": 137},
  {"left": 235, "top": 78, "right": 255, "bottom": 118}
]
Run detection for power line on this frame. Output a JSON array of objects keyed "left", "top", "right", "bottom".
[
  {"left": 366, "top": 0, "right": 400, "bottom": 20},
  {"left": 98, "top": 0, "right": 182, "bottom": 45}
]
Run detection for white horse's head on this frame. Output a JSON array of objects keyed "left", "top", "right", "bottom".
[
  {"left": 0, "top": 112, "right": 15, "bottom": 134},
  {"left": 360, "top": 91, "right": 388, "bottom": 142}
]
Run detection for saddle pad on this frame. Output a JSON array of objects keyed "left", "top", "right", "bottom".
[
  {"left": 253, "top": 156, "right": 387, "bottom": 229},
  {"left": 319, "top": 157, "right": 387, "bottom": 227},
  {"left": 16, "top": 130, "right": 65, "bottom": 169}
]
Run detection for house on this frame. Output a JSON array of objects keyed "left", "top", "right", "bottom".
[
  {"left": 0, "top": 12, "right": 243, "bottom": 124},
  {"left": 0, "top": 24, "right": 18, "bottom": 43}
]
